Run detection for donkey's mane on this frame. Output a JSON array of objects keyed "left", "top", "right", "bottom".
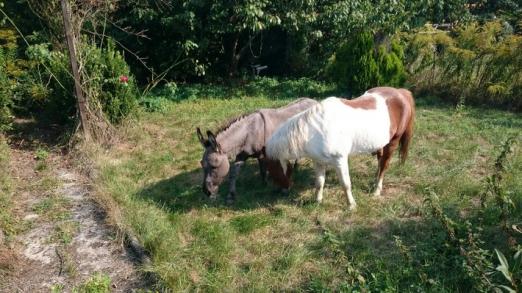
[{"left": 216, "top": 112, "right": 253, "bottom": 135}]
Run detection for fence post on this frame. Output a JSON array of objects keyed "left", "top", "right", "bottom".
[{"left": 60, "top": 0, "right": 91, "bottom": 141}]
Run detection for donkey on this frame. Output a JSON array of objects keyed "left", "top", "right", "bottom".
[
  {"left": 266, "top": 87, "right": 415, "bottom": 210},
  {"left": 197, "top": 98, "right": 318, "bottom": 202}
]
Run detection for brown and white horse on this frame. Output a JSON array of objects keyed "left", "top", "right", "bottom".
[{"left": 266, "top": 87, "right": 415, "bottom": 210}]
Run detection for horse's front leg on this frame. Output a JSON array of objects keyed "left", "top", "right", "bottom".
[
  {"left": 334, "top": 157, "right": 356, "bottom": 210},
  {"left": 227, "top": 160, "right": 244, "bottom": 204},
  {"left": 313, "top": 162, "right": 326, "bottom": 203}
]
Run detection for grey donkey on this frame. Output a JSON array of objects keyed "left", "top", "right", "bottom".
[{"left": 197, "top": 98, "right": 318, "bottom": 203}]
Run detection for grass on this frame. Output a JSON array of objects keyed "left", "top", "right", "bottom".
[
  {"left": 72, "top": 273, "right": 111, "bottom": 293},
  {"left": 92, "top": 87, "right": 521, "bottom": 291},
  {"left": 0, "top": 136, "right": 16, "bottom": 240}
]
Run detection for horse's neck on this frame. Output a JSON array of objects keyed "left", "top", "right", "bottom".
[{"left": 216, "top": 116, "right": 256, "bottom": 157}]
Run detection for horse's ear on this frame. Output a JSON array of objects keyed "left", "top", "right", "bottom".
[
  {"left": 206, "top": 130, "right": 221, "bottom": 152},
  {"left": 196, "top": 127, "right": 206, "bottom": 146}
]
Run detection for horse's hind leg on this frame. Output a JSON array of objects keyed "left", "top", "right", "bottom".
[
  {"left": 313, "top": 162, "right": 326, "bottom": 203},
  {"left": 374, "top": 139, "right": 399, "bottom": 196},
  {"left": 334, "top": 157, "right": 356, "bottom": 210}
]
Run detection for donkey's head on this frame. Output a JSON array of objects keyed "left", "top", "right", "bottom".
[{"left": 197, "top": 128, "right": 230, "bottom": 199}]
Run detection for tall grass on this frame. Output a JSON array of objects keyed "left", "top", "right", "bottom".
[{"left": 93, "top": 86, "right": 521, "bottom": 291}]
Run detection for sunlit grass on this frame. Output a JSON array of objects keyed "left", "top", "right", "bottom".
[{"left": 93, "top": 93, "right": 521, "bottom": 291}]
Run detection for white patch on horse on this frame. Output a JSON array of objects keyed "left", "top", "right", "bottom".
[{"left": 266, "top": 96, "right": 391, "bottom": 164}]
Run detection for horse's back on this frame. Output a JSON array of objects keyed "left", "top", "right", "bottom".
[{"left": 317, "top": 96, "right": 391, "bottom": 157}]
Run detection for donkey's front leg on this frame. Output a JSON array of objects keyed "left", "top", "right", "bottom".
[
  {"left": 227, "top": 160, "right": 244, "bottom": 204},
  {"left": 257, "top": 158, "right": 267, "bottom": 184}
]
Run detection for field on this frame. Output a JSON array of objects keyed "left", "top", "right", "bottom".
[{"left": 92, "top": 91, "right": 521, "bottom": 291}]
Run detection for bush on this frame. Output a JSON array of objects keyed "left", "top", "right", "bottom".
[
  {"left": 326, "top": 31, "right": 406, "bottom": 96},
  {"left": 406, "top": 21, "right": 522, "bottom": 110},
  {"left": 0, "top": 29, "right": 19, "bottom": 132},
  {"left": 25, "top": 39, "right": 138, "bottom": 125}
]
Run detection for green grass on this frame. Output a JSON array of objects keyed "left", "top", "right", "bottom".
[{"left": 93, "top": 90, "right": 521, "bottom": 291}]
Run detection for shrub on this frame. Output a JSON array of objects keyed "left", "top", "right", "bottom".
[
  {"left": 326, "top": 31, "right": 406, "bottom": 95},
  {"left": 406, "top": 21, "right": 522, "bottom": 110},
  {"left": 0, "top": 29, "right": 19, "bottom": 132},
  {"left": 25, "top": 39, "right": 138, "bottom": 125}
]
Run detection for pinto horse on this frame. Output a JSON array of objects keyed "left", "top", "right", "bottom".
[
  {"left": 266, "top": 87, "right": 415, "bottom": 210},
  {"left": 196, "top": 98, "right": 318, "bottom": 203}
]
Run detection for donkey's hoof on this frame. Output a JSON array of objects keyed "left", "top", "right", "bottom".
[
  {"left": 226, "top": 194, "right": 236, "bottom": 205},
  {"left": 281, "top": 188, "right": 289, "bottom": 196},
  {"left": 348, "top": 204, "right": 357, "bottom": 211},
  {"left": 226, "top": 198, "right": 235, "bottom": 205}
]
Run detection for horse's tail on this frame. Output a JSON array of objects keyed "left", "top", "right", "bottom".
[{"left": 398, "top": 89, "right": 415, "bottom": 164}]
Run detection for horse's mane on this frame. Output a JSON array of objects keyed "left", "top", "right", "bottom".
[{"left": 266, "top": 100, "right": 326, "bottom": 161}]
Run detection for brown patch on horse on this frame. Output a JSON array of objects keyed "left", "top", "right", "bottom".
[
  {"left": 340, "top": 97, "right": 376, "bottom": 109},
  {"left": 265, "top": 158, "right": 293, "bottom": 189},
  {"left": 367, "top": 87, "right": 415, "bottom": 163}
]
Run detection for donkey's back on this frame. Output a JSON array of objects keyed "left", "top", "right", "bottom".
[{"left": 259, "top": 98, "right": 318, "bottom": 137}]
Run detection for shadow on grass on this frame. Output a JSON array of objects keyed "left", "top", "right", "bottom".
[
  {"left": 136, "top": 160, "right": 317, "bottom": 213},
  {"left": 7, "top": 118, "right": 69, "bottom": 151}
]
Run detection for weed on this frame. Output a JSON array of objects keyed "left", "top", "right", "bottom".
[
  {"left": 52, "top": 221, "right": 79, "bottom": 245},
  {"left": 73, "top": 272, "right": 111, "bottom": 293},
  {"left": 34, "top": 148, "right": 49, "bottom": 161},
  {"left": 50, "top": 283, "right": 65, "bottom": 293}
]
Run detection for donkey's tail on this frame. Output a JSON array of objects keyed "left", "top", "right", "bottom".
[{"left": 398, "top": 89, "right": 415, "bottom": 164}]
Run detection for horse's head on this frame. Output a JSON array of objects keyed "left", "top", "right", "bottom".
[{"left": 197, "top": 128, "right": 230, "bottom": 199}]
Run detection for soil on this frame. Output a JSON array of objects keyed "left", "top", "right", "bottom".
[{"left": 1, "top": 119, "right": 147, "bottom": 292}]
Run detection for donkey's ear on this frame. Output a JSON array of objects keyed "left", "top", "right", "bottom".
[
  {"left": 206, "top": 130, "right": 221, "bottom": 151},
  {"left": 196, "top": 127, "right": 206, "bottom": 146}
]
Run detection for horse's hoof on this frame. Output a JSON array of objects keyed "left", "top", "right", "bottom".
[
  {"left": 372, "top": 191, "right": 383, "bottom": 197},
  {"left": 281, "top": 188, "right": 289, "bottom": 196},
  {"left": 348, "top": 204, "right": 357, "bottom": 211}
]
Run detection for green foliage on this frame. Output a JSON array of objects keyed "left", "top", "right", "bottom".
[
  {"left": 406, "top": 21, "right": 522, "bottom": 110},
  {"left": 326, "top": 32, "right": 406, "bottom": 95},
  {"left": 112, "top": 0, "right": 471, "bottom": 81},
  {"left": 25, "top": 39, "right": 137, "bottom": 124},
  {"left": 82, "top": 40, "right": 138, "bottom": 124},
  {"left": 0, "top": 29, "right": 18, "bottom": 132},
  {"left": 140, "top": 77, "right": 334, "bottom": 111}
]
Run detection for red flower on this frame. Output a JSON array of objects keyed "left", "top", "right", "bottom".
[{"left": 119, "top": 75, "right": 129, "bottom": 83}]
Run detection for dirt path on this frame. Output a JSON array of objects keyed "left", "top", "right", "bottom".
[{"left": 2, "top": 130, "right": 146, "bottom": 292}]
